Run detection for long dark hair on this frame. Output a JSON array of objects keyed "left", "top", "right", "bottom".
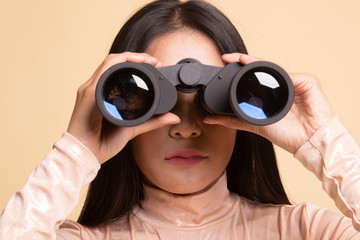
[{"left": 78, "top": 0, "right": 290, "bottom": 227}]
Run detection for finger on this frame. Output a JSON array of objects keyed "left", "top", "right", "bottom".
[
  {"left": 203, "top": 114, "right": 270, "bottom": 142},
  {"left": 87, "top": 52, "right": 161, "bottom": 88},
  {"left": 222, "top": 53, "right": 261, "bottom": 65},
  {"left": 289, "top": 72, "right": 320, "bottom": 90},
  {"left": 77, "top": 52, "right": 162, "bottom": 125},
  {"left": 125, "top": 52, "right": 163, "bottom": 67},
  {"left": 104, "top": 52, "right": 160, "bottom": 70},
  {"left": 125, "top": 53, "right": 161, "bottom": 66},
  {"left": 131, "top": 112, "right": 181, "bottom": 138},
  {"left": 203, "top": 114, "right": 252, "bottom": 131},
  {"left": 155, "top": 60, "right": 163, "bottom": 68}
]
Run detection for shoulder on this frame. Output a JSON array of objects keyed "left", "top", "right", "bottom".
[
  {"left": 56, "top": 216, "right": 132, "bottom": 239},
  {"left": 237, "top": 196, "right": 355, "bottom": 237},
  {"left": 238, "top": 196, "right": 342, "bottom": 220}
]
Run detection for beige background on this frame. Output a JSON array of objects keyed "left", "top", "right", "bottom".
[{"left": 1, "top": 0, "right": 359, "bottom": 221}]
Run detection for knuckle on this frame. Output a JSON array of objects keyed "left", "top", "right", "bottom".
[
  {"left": 304, "top": 73, "right": 321, "bottom": 87},
  {"left": 77, "top": 83, "right": 95, "bottom": 100},
  {"left": 292, "top": 72, "right": 321, "bottom": 88},
  {"left": 102, "top": 55, "right": 117, "bottom": 66},
  {"left": 83, "top": 86, "right": 95, "bottom": 98},
  {"left": 228, "top": 116, "right": 240, "bottom": 127},
  {"left": 76, "top": 84, "right": 86, "bottom": 98}
]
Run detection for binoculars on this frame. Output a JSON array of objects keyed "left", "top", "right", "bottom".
[{"left": 95, "top": 58, "right": 294, "bottom": 127}]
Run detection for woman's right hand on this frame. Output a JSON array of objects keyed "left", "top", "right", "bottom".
[{"left": 67, "top": 52, "right": 180, "bottom": 164}]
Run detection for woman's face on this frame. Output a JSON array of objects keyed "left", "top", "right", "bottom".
[{"left": 132, "top": 29, "right": 237, "bottom": 194}]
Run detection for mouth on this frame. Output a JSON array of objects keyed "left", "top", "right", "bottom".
[{"left": 165, "top": 149, "right": 208, "bottom": 167}]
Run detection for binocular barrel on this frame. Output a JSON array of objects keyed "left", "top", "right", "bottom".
[{"left": 95, "top": 58, "right": 294, "bottom": 127}]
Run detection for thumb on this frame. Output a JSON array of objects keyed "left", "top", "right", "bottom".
[
  {"left": 203, "top": 114, "right": 260, "bottom": 134},
  {"left": 131, "top": 112, "right": 180, "bottom": 137}
]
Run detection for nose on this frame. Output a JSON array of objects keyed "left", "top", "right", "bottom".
[{"left": 169, "top": 92, "right": 202, "bottom": 139}]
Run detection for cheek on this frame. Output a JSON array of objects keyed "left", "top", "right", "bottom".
[
  {"left": 132, "top": 128, "right": 168, "bottom": 176},
  {"left": 202, "top": 126, "right": 237, "bottom": 178},
  {"left": 132, "top": 125, "right": 238, "bottom": 194},
  {"left": 206, "top": 126, "right": 237, "bottom": 160}
]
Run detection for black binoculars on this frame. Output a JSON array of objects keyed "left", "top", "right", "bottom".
[{"left": 95, "top": 58, "right": 294, "bottom": 127}]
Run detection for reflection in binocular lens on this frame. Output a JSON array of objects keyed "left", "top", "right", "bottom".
[
  {"left": 104, "top": 72, "right": 154, "bottom": 120},
  {"left": 236, "top": 71, "right": 287, "bottom": 119}
]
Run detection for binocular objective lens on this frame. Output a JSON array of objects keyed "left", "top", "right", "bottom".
[
  {"left": 103, "top": 71, "right": 154, "bottom": 121},
  {"left": 236, "top": 70, "right": 287, "bottom": 120}
]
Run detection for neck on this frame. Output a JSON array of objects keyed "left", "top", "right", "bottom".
[{"left": 134, "top": 172, "right": 238, "bottom": 227}]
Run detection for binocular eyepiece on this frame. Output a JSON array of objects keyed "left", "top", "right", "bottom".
[{"left": 95, "top": 58, "right": 294, "bottom": 127}]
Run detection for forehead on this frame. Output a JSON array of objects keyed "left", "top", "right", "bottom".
[{"left": 145, "top": 28, "right": 224, "bottom": 67}]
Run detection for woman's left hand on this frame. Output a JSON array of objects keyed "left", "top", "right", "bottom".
[{"left": 203, "top": 53, "right": 335, "bottom": 154}]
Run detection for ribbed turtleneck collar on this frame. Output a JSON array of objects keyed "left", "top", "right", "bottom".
[{"left": 133, "top": 172, "right": 238, "bottom": 228}]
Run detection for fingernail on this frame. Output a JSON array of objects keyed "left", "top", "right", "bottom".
[
  {"left": 203, "top": 118, "right": 214, "bottom": 124},
  {"left": 167, "top": 114, "right": 180, "bottom": 123},
  {"left": 239, "top": 54, "right": 257, "bottom": 63}
]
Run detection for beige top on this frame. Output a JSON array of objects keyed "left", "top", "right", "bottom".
[{"left": 1, "top": 117, "right": 360, "bottom": 239}]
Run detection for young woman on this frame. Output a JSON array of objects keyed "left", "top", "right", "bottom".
[{"left": 1, "top": 0, "right": 360, "bottom": 239}]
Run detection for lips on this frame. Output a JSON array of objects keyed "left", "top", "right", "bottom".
[{"left": 165, "top": 149, "right": 208, "bottom": 166}]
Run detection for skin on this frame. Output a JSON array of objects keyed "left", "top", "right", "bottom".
[
  {"left": 207, "top": 53, "right": 335, "bottom": 153},
  {"left": 133, "top": 29, "right": 237, "bottom": 194},
  {"left": 67, "top": 28, "right": 334, "bottom": 195}
]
